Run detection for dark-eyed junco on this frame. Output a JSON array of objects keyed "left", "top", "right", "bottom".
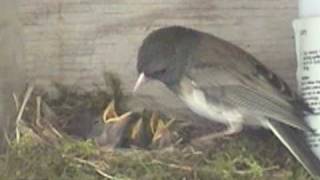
[{"left": 133, "top": 26, "right": 320, "bottom": 177}]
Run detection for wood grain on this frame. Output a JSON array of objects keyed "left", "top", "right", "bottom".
[
  {"left": 16, "top": 0, "right": 299, "bottom": 120},
  {"left": 0, "top": 0, "right": 26, "bottom": 150}
]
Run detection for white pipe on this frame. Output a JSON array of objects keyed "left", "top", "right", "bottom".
[
  {"left": 299, "top": 0, "right": 320, "bottom": 17},
  {"left": 294, "top": 0, "right": 320, "bottom": 158}
]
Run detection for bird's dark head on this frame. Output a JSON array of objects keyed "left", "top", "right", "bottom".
[{"left": 134, "top": 26, "right": 199, "bottom": 92}]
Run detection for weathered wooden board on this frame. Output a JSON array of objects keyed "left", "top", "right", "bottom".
[
  {"left": 0, "top": 0, "right": 26, "bottom": 150},
  {"left": 16, "top": 0, "right": 299, "bottom": 119}
]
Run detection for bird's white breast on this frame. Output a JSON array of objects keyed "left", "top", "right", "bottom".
[{"left": 178, "top": 81, "right": 243, "bottom": 125}]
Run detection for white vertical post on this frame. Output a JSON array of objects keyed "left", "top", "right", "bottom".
[{"left": 294, "top": 0, "right": 320, "bottom": 158}]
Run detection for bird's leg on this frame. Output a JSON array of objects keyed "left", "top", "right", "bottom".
[{"left": 191, "top": 122, "right": 243, "bottom": 144}]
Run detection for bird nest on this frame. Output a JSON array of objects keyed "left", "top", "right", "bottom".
[{"left": 0, "top": 73, "right": 312, "bottom": 180}]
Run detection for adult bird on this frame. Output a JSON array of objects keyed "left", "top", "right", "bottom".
[{"left": 133, "top": 26, "right": 320, "bottom": 178}]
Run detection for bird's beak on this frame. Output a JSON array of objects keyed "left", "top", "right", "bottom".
[{"left": 133, "top": 73, "right": 147, "bottom": 93}]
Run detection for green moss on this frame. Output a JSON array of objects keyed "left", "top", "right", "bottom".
[{"left": 0, "top": 132, "right": 312, "bottom": 180}]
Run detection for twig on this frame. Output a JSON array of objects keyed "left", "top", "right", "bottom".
[
  {"left": 35, "top": 96, "right": 43, "bottom": 128},
  {"left": 47, "top": 123, "right": 63, "bottom": 139},
  {"left": 152, "top": 159, "right": 193, "bottom": 171},
  {"left": 165, "top": 118, "right": 176, "bottom": 128},
  {"left": 3, "top": 130, "right": 11, "bottom": 147},
  {"left": 65, "top": 155, "right": 117, "bottom": 179},
  {"left": 12, "top": 92, "right": 20, "bottom": 111},
  {"left": 263, "top": 165, "right": 279, "bottom": 172},
  {"left": 16, "top": 85, "right": 34, "bottom": 124},
  {"left": 15, "top": 84, "right": 34, "bottom": 143},
  {"left": 96, "top": 168, "right": 115, "bottom": 179},
  {"left": 35, "top": 96, "right": 63, "bottom": 140},
  {"left": 173, "top": 137, "right": 183, "bottom": 146},
  {"left": 15, "top": 128, "right": 20, "bottom": 144}
]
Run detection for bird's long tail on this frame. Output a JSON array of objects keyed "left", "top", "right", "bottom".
[{"left": 267, "top": 120, "right": 320, "bottom": 179}]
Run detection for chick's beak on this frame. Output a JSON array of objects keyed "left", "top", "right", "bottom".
[{"left": 133, "top": 73, "right": 147, "bottom": 93}]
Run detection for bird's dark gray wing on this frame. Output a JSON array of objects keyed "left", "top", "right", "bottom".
[
  {"left": 206, "top": 85, "right": 309, "bottom": 131},
  {"left": 186, "top": 32, "right": 311, "bottom": 131},
  {"left": 266, "top": 120, "right": 320, "bottom": 178}
]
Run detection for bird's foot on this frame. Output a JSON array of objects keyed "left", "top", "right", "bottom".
[{"left": 190, "top": 123, "right": 243, "bottom": 146}]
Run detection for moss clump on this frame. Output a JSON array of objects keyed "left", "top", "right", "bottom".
[
  {"left": 0, "top": 130, "right": 312, "bottom": 180},
  {"left": 0, "top": 137, "right": 99, "bottom": 180}
]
